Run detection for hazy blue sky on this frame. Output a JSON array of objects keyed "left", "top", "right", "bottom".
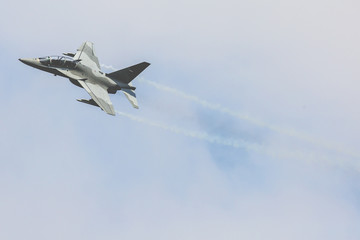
[{"left": 1, "top": 0, "right": 360, "bottom": 239}]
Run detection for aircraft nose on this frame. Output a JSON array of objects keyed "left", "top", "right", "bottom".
[{"left": 19, "top": 58, "right": 38, "bottom": 66}]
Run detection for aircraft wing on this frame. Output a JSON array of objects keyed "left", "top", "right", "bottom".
[
  {"left": 77, "top": 80, "right": 115, "bottom": 116},
  {"left": 73, "top": 42, "right": 101, "bottom": 70}
]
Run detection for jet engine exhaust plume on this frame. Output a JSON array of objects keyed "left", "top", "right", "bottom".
[
  {"left": 116, "top": 111, "right": 260, "bottom": 151},
  {"left": 116, "top": 111, "right": 360, "bottom": 172},
  {"left": 137, "top": 78, "right": 360, "bottom": 160}
]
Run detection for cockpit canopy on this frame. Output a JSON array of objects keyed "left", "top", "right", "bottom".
[{"left": 39, "top": 56, "right": 78, "bottom": 69}]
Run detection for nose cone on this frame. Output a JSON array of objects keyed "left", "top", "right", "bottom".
[{"left": 19, "top": 58, "right": 38, "bottom": 67}]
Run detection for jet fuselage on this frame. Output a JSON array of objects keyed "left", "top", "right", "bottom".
[{"left": 19, "top": 56, "right": 132, "bottom": 93}]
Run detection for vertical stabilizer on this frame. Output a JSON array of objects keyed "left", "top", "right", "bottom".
[{"left": 106, "top": 62, "right": 150, "bottom": 84}]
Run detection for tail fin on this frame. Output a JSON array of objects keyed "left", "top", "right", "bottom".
[
  {"left": 107, "top": 62, "right": 149, "bottom": 109},
  {"left": 106, "top": 62, "right": 150, "bottom": 84}
]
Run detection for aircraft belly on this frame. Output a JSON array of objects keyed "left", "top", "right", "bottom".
[
  {"left": 89, "top": 76, "right": 116, "bottom": 89},
  {"left": 57, "top": 69, "right": 86, "bottom": 81}
]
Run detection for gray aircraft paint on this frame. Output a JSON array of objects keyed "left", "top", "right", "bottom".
[{"left": 19, "top": 41, "right": 150, "bottom": 116}]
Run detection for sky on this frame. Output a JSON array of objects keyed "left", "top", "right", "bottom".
[{"left": 1, "top": 0, "right": 360, "bottom": 239}]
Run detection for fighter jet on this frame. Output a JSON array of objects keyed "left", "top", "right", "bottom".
[{"left": 19, "top": 41, "right": 150, "bottom": 116}]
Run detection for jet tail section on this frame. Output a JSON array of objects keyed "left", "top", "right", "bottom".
[
  {"left": 106, "top": 62, "right": 149, "bottom": 109},
  {"left": 106, "top": 62, "right": 150, "bottom": 84}
]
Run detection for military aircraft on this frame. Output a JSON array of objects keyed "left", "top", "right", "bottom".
[{"left": 19, "top": 41, "right": 150, "bottom": 116}]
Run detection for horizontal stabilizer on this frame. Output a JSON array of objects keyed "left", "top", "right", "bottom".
[
  {"left": 122, "top": 88, "right": 139, "bottom": 109},
  {"left": 106, "top": 62, "right": 150, "bottom": 84}
]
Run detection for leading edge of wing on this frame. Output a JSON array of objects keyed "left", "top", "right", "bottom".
[{"left": 77, "top": 80, "right": 115, "bottom": 116}]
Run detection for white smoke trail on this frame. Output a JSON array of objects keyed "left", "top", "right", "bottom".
[
  {"left": 100, "top": 64, "right": 359, "bottom": 159},
  {"left": 100, "top": 63, "right": 117, "bottom": 71},
  {"left": 116, "top": 111, "right": 360, "bottom": 171},
  {"left": 136, "top": 78, "right": 360, "bottom": 159},
  {"left": 116, "top": 111, "right": 261, "bottom": 151}
]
